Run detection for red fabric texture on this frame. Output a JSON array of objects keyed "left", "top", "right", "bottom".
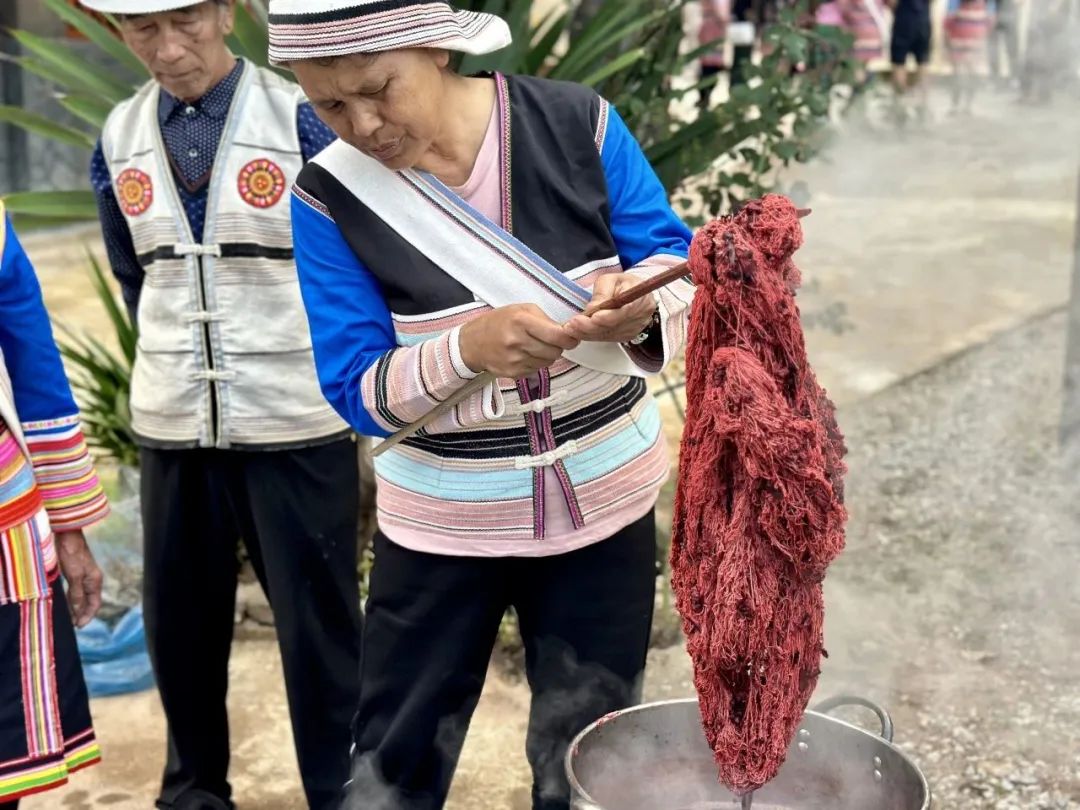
[{"left": 671, "top": 195, "right": 848, "bottom": 793}]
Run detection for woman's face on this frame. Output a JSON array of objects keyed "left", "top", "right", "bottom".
[{"left": 293, "top": 49, "right": 450, "bottom": 169}]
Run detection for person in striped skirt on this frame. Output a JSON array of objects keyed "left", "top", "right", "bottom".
[
  {"left": 945, "top": 0, "right": 994, "bottom": 113},
  {"left": 0, "top": 203, "right": 110, "bottom": 808},
  {"left": 697, "top": 0, "right": 731, "bottom": 111},
  {"left": 840, "top": 0, "right": 887, "bottom": 80}
]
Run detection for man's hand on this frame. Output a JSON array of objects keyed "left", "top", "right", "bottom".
[
  {"left": 56, "top": 530, "right": 103, "bottom": 628},
  {"left": 564, "top": 273, "right": 658, "bottom": 344},
  {"left": 459, "top": 304, "right": 581, "bottom": 379}
]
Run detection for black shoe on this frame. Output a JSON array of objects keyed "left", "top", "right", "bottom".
[{"left": 172, "top": 790, "right": 235, "bottom": 810}]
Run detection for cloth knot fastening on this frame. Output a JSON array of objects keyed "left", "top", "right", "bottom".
[
  {"left": 508, "top": 390, "right": 570, "bottom": 416},
  {"left": 183, "top": 310, "right": 223, "bottom": 324},
  {"left": 174, "top": 243, "right": 222, "bottom": 258},
  {"left": 513, "top": 440, "right": 579, "bottom": 470},
  {"left": 190, "top": 370, "right": 237, "bottom": 382}
]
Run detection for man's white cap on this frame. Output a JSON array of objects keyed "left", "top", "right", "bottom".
[{"left": 78, "top": 0, "right": 213, "bottom": 13}]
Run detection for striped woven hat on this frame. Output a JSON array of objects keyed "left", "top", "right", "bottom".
[{"left": 267, "top": 1, "right": 513, "bottom": 64}]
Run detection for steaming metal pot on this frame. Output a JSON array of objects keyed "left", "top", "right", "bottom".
[{"left": 565, "top": 696, "right": 931, "bottom": 810}]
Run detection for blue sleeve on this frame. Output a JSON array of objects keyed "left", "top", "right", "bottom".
[
  {"left": 297, "top": 103, "right": 338, "bottom": 163},
  {"left": 600, "top": 105, "right": 692, "bottom": 267},
  {"left": 0, "top": 217, "right": 80, "bottom": 423},
  {"left": 291, "top": 192, "right": 395, "bottom": 437},
  {"left": 91, "top": 140, "right": 144, "bottom": 323}
]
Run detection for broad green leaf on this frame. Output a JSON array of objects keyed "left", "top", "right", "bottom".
[
  {"left": 228, "top": 1, "right": 271, "bottom": 67},
  {"left": 459, "top": 0, "right": 532, "bottom": 74},
  {"left": 2, "top": 190, "right": 99, "bottom": 220},
  {"left": 59, "top": 94, "right": 114, "bottom": 129},
  {"left": 549, "top": 4, "right": 646, "bottom": 80},
  {"left": 15, "top": 56, "right": 116, "bottom": 109},
  {"left": 41, "top": 0, "right": 147, "bottom": 77},
  {"left": 524, "top": 9, "right": 570, "bottom": 76},
  {"left": 86, "top": 249, "right": 137, "bottom": 363},
  {"left": 579, "top": 48, "right": 647, "bottom": 88},
  {"left": 0, "top": 105, "right": 96, "bottom": 149},
  {"left": 12, "top": 31, "right": 135, "bottom": 102},
  {"left": 9, "top": 213, "right": 96, "bottom": 232},
  {"left": 554, "top": 10, "right": 668, "bottom": 81}
]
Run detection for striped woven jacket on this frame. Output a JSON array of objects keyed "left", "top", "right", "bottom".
[
  {"left": 0, "top": 207, "right": 109, "bottom": 603},
  {"left": 291, "top": 74, "right": 694, "bottom": 555}
]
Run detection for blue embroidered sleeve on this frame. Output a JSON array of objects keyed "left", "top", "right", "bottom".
[
  {"left": 599, "top": 106, "right": 692, "bottom": 266},
  {"left": 91, "top": 140, "right": 144, "bottom": 323},
  {"left": 292, "top": 190, "right": 502, "bottom": 438},
  {"left": 599, "top": 104, "right": 695, "bottom": 374},
  {"left": 290, "top": 193, "right": 397, "bottom": 437},
  {"left": 0, "top": 217, "right": 80, "bottom": 423},
  {"left": 297, "top": 103, "right": 338, "bottom": 162}
]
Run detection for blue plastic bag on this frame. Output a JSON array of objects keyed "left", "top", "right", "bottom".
[{"left": 76, "top": 605, "right": 155, "bottom": 697}]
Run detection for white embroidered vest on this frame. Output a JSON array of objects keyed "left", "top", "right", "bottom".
[{"left": 100, "top": 64, "right": 346, "bottom": 448}]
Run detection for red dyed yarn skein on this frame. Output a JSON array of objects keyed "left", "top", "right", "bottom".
[{"left": 671, "top": 195, "right": 848, "bottom": 793}]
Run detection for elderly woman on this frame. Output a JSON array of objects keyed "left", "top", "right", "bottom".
[
  {"left": 0, "top": 204, "right": 108, "bottom": 808},
  {"left": 269, "top": 2, "right": 694, "bottom": 808}
]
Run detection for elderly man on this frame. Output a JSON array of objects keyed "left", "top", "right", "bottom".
[{"left": 81, "top": 2, "right": 361, "bottom": 808}]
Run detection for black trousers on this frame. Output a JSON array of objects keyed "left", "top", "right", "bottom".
[
  {"left": 988, "top": 16, "right": 1019, "bottom": 79},
  {"left": 344, "top": 512, "right": 657, "bottom": 810},
  {"left": 141, "top": 439, "right": 362, "bottom": 810},
  {"left": 731, "top": 44, "right": 754, "bottom": 87},
  {"left": 698, "top": 64, "right": 725, "bottom": 111}
]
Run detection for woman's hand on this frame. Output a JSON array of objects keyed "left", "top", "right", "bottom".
[
  {"left": 563, "top": 273, "right": 658, "bottom": 344},
  {"left": 56, "top": 530, "right": 103, "bottom": 628},
  {"left": 459, "top": 304, "right": 581, "bottom": 379}
]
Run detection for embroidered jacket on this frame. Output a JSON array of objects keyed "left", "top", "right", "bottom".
[
  {"left": 292, "top": 74, "right": 694, "bottom": 555},
  {"left": 0, "top": 207, "right": 110, "bottom": 604}
]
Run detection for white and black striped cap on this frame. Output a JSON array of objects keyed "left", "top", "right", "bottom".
[{"left": 267, "top": 0, "right": 512, "bottom": 65}]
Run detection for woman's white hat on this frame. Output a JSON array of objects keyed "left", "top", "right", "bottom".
[
  {"left": 267, "top": 1, "right": 512, "bottom": 65},
  {"left": 78, "top": 0, "right": 210, "bottom": 13}
]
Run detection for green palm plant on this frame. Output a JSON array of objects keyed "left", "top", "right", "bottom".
[{"left": 55, "top": 251, "right": 139, "bottom": 468}]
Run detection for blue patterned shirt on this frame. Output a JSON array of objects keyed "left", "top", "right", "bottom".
[{"left": 89, "top": 59, "right": 337, "bottom": 321}]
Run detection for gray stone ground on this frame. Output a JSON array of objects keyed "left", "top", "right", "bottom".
[
  {"left": 648, "top": 308, "right": 1080, "bottom": 809},
  {"left": 20, "top": 83, "right": 1080, "bottom": 809}
]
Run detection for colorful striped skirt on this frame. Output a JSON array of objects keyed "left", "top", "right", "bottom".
[
  {"left": 0, "top": 421, "right": 99, "bottom": 801},
  {"left": 0, "top": 578, "right": 100, "bottom": 801}
]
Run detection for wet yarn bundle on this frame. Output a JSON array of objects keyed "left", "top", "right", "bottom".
[{"left": 671, "top": 195, "right": 848, "bottom": 793}]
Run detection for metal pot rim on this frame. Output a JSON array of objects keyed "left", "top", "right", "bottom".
[{"left": 564, "top": 696, "right": 931, "bottom": 809}]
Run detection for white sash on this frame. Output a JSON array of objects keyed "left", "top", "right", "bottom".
[{"left": 310, "top": 143, "right": 647, "bottom": 378}]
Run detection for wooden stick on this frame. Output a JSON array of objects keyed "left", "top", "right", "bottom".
[
  {"left": 371, "top": 208, "right": 810, "bottom": 457},
  {"left": 372, "top": 263, "right": 689, "bottom": 457}
]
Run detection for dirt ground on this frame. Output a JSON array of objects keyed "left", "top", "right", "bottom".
[{"left": 18, "top": 83, "right": 1080, "bottom": 809}]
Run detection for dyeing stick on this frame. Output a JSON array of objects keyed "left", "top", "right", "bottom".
[
  {"left": 370, "top": 207, "right": 809, "bottom": 458},
  {"left": 371, "top": 262, "right": 690, "bottom": 457}
]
